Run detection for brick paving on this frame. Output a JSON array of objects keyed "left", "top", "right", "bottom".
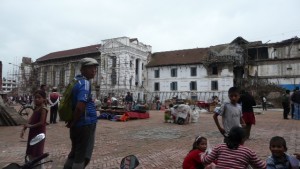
[{"left": 0, "top": 109, "right": 299, "bottom": 169}]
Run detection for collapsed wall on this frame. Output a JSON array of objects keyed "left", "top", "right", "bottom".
[{"left": 0, "top": 97, "right": 26, "bottom": 126}]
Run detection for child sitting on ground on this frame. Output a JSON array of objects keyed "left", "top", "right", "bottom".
[
  {"left": 266, "top": 136, "right": 299, "bottom": 169},
  {"left": 164, "top": 110, "right": 172, "bottom": 123},
  {"left": 201, "top": 126, "right": 266, "bottom": 169},
  {"left": 183, "top": 136, "right": 215, "bottom": 169}
]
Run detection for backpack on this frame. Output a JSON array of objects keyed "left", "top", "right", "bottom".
[{"left": 58, "top": 78, "right": 78, "bottom": 121}]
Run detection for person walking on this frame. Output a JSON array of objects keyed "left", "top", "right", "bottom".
[
  {"left": 63, "top": 58, "right": 99, "bottom": 169},
  {"left": 291, "top": 87, "right": 300, "bottom": 120},
  {"left": 125, "top": 92, "right": 133, "bottom": 111},
  {"left": 49, "top": 87, "right": 60, "bottom": 124},
  {"left": 291, "top": 89, "right": 296, "bottom": 119},
  {"left": 40, "top": 84, "right": 50, "bottom": 125},
  {"left": 281, "top": 90, "right": 290, "bottom": 120},
  {"left": 238, "top": 90, "right": 256, "bottom": 139},
  {"left": 262, "top": 96, "right": 267, "bottom": 111}
]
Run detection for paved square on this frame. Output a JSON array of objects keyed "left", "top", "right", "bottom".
[{"left": 1, "top": 109, "right": 299, "bottom": 168}]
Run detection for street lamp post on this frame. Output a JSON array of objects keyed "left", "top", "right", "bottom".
[{"left": 8, "top": 62, "right": 20, "bottom": 80}]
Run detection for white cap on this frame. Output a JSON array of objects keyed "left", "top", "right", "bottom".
[{"left": 80, "top": 58, "right": 99, "bottom": 68}]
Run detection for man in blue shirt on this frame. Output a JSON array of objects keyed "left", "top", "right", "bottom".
[{"left": 64, "top": 57, "right": 99, "bottom": 169}]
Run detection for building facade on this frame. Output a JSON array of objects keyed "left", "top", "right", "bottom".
[
  {"left": 35, "top": 37, "right": 151, "bottom": 101},
  {"left": 21, "top": 36, "right": 300, "bottom": 103},
  {"left": 146, "top": 37, "right": 247, "bottom": 103},
  {"left": 1, "top": 78, "right": 17, "bottom": 93},
  {"left": 247, "top": 37, "right": 300, "bottom": 90},
  {"left": 98, "top": 37, "right": 151, "bottom": 101},
  {"left": 36, "top": 43, "right": 101, "bottom": 93}
]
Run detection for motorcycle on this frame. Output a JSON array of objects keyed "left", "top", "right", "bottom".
[
  {"left": 3, "top": 132, "right": 137, "bottom": 169},
  {"left": 2, "top": 133, "right": 52, "bottom": 169}
]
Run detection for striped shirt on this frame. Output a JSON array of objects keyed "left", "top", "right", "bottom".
[{"left": 202, "top": 143, "right": 266, "bottom": 169}]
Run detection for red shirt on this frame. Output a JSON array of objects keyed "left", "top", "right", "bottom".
[
  {"left": 182, "top": 149, "right": 205, "bottom": 169},
  {"left": 50, "top": 92, "right": 59, "bottom": 102}
]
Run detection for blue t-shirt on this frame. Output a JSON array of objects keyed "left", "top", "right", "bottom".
[{"left": 72, "top": 75, "right": 97, "bottom": 127}]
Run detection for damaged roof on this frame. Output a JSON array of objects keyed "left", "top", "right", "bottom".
[
  {"left": 146, "top": 48, "right": 209, "bottom": 67},
  {"left": 36, "top": 44, "right": 101, "bottom": 62},
  {"left": 230, "top": 36, "right": 249, "bottom": 45},
  {"left": 271, "top": 36, "right": 300, "bottom": 47}
]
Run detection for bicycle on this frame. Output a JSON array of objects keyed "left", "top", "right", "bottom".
[{"left": 17, "top": 102, "right": 34, "bottom": 120}]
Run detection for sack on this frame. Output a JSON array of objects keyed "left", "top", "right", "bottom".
[{"left": 58, "top": 78, "right": 78, "bottom": 121}]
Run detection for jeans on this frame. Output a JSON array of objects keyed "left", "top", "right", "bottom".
[{"left": 293, "top": 103, "right": 300, "bottom": 120}]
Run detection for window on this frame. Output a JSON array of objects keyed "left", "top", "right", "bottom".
[
  {"left": 129, "top": 78, "right": 132, "bottom": 89},
  {"left": 171, "top": 68, "right": 177, "bottom": 77},
  {"left": 154, "top": 69, "right": 160, "bottom": 78},
  {"left": 212, "top": 66, "right": 218, "bottom": 75},
  {"left": 111, "top": 56, "right": 117, "bottom": 85},
  {"left": 154, "top": 82, "right": 160, "bottom": 91},
  {"left": 60, "top": 69, "right": 65, "bottom": 86},
  {"left": 191, "top": 67, "right": 197, "bottom": 76},
  {"left": 170, "top": 82, "right": 178, "bottom": 91},
  {"left": 211, "top": 81, "right": 218, "bottom": 90},
  {"left": 190, "top": 81, "right": 197, "bottom": 90}
]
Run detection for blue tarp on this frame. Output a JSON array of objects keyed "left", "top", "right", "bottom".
[{"left": 279, "top": 84, "right": 300, "bottom": 91}]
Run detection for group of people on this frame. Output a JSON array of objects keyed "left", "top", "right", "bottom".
[
  {"left": 282, "top": 87, "right": 300, "bottom": 120},
  {"left": 183, "top": 86, "right": 300, "bottom": 169},
  {"left": 18, "top": 57, "right": 300, "bottom": 169},
  {"left": 183, "top": 127, "right": 300, "bottom": 169},
  {"left": 100, "top": 92, "right": 134, "bottom": 111},
  {"left": 5, "top": 94, "right": 34, "bottom": 105},
  {"left": 20, "top": 58, "right": 99, "bottom": 169}
]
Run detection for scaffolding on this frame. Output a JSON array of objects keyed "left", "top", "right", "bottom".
[{"left": 97, "top": 38, "right": 150, "bottom": 102}]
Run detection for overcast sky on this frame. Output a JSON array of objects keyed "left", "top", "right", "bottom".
[{"left": 1, "top": 0, "right": 299, "bottom": 78}]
